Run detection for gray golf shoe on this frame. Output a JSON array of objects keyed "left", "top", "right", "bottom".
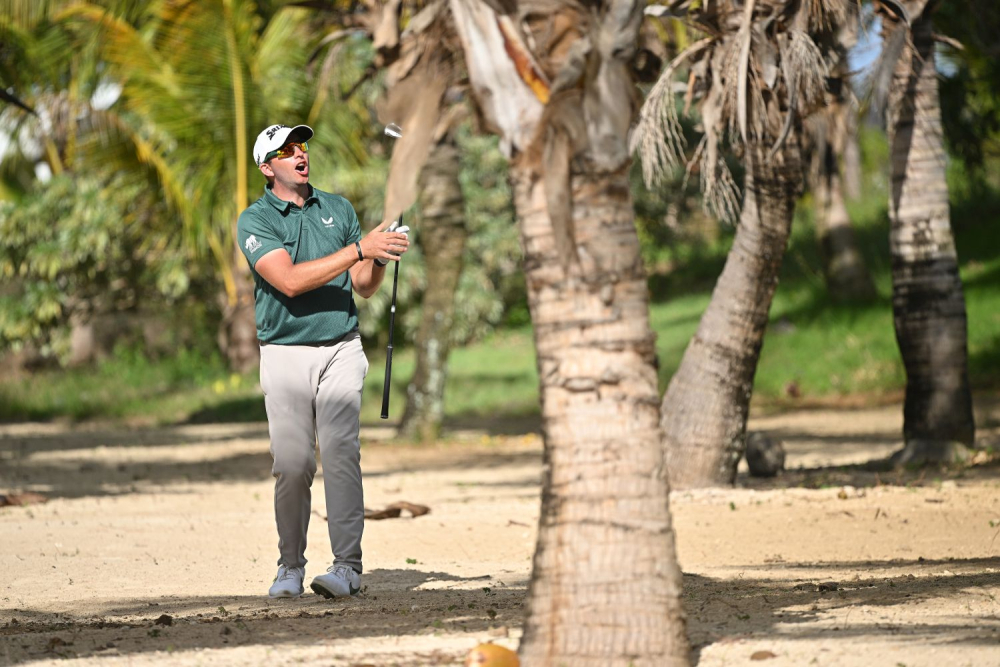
[{"left": 310, "top": 564, "right": 361, "bottom": 598}]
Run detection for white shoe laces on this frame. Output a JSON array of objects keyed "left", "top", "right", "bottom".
[
  {"left": 276, "top": 566, "right": 302, "bottom": 582},
  {"left": 327, "top": 564, "right": 355, "bottom": 578}
]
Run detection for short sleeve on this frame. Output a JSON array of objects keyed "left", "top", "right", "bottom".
[{"left": 237, "top": 209, "right": 284, "bottom": 268}]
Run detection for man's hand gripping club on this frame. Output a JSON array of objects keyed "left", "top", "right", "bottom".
[{"left": 359, "top": 218, "right": 410, "bottom": 266}]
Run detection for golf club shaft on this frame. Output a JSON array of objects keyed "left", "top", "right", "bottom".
[{"left": 380, "top": 215, "right": 402, "bottom": 419}]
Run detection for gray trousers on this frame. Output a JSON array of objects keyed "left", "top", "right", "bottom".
[{"left": 259, "top": 332, "right": 368, "bottom": 572}]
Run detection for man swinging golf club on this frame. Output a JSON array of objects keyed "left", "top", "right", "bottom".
[{"left": 237, "top": 122, "right": 409, "bottom": 599}]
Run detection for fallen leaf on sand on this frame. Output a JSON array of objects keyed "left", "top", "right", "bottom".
[
  {"left": 751, "top": 650, "right": 777, "bottom": 660},
  {"left": 365, "top": 502, "right": 431, "bottom": 520},
  {"left": 0, "top": 492, "right": 47, "bottom": 508},
  {"left": 314, "top": 503, "right": 431, "bottom": 521}
]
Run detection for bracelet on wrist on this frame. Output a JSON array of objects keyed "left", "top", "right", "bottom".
[{"left": 355, "top": 241, "right": 364, "bottom": 262}]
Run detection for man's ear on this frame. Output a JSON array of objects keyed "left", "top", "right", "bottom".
[{"left": 259, "top": 162, "right": 273, "bottom": 179}]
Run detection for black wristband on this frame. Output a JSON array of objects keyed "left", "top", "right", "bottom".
[{"left": 355, "top": 241, "right": 364, "bottom": 262}]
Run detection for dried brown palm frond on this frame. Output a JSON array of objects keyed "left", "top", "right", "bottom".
[
  {"left": 630, "top": 37, "right": 712, "bottom": 187},
  {"left": 768, "top": 29, "right": 829, "bottom": 156},
  {"left": 633, "top": 0, "right": 849, "bottom": 223},
  {"left": 782, "top": 30, "right": 829, "bottom": 108},
  {"left": 693, "top": 133, "right": 743, "bottom": 223},
  {"left": 806, "top": 0, "right": 852, "bottom": 31},
  {"left": 718, "top": 25, "right": 769, "bottom": 144}
]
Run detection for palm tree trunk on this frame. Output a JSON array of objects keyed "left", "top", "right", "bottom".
[
  {"left": 887, "top": 14, "right": 975, "bottom": 464},
  {"left": 660, "top": 141, "right": 801, "bottom": 489},
  {"left": 812, "top": 51, "right": 875, "bottom": 302},
  {"left": 815, "top": 136, "right": 876, "bottom": 302},
  {"left": 220, "top": 255, "right": 259, "bottom": 373},
  {"left": 842, "top": 107, "right": 862, "bottom": 201},
  {"left": 401, "top": 131, "right": 467, "bottom": 441},
  {"left": 513, "top": 164, "right": 688, "bottom": 666}
]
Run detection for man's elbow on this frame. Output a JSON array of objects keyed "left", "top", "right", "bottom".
[
  {"left": 353, "top": 279, "right": 377, "bottom": 299},
  {"left": 275, "top": 278, "right": 304, "bottom": 299}
]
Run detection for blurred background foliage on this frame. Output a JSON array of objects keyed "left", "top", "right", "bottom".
[{"left": 1, "top": 0, "right": 998, "bottom": 427}]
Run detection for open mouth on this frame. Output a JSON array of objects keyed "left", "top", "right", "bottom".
[{"left": 294, "top": 161, "right": 308, "bottom": 175}]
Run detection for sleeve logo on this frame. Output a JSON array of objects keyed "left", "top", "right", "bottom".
[{"left": 245, "top": 235, "right": 263, "bottom": 254}]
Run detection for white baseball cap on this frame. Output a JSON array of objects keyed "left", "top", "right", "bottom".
[{"left": 253, "top": 124, "right": 314, "bottom": 166}]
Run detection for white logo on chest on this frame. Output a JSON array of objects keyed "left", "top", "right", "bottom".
[{"left": 322, "top": 216, "right": 335, "bottom": 227}]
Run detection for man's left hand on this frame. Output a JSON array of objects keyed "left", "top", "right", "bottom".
[{"left": 374, "top": 225, "right": 410, "bottom": 267}]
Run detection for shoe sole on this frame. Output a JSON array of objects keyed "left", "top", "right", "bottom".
[
  {"left": 310, "top": 581, "right": 357, "bottom": 599},
  {"left": 268, "top": 591, "right": 302, "bottom": 599}
]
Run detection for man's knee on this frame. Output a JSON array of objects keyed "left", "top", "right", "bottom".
[{"left": 272, "top": 450, "right": 317, "bottom": 479}]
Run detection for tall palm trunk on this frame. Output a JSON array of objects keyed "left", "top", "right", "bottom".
[
  {"left": 220, "top": 255, "right": 259, "bottom": 373},
  {"left": 513, "top": 164, "right": 688, "bottom": 666},
  {"left": 401, "top": 131, "right": 467, "bottom": 441},
  {"left": 661, "top": 141, "right": 802, "bottom": 488},
  {"left": 887, "top": 13, "right": 975, "bottom": 463},
  {"left": 842, "top": 106, "right": 862, "bottom": 201},
  {"left": 814, "top": 98, "right": 876, "bottom": 302},
  {"left": 448, "top": 0, "right": 688, "bottom": 661}
]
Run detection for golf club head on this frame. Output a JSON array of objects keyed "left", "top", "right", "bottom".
[{"left": 384, "top": 123, "right": 402, "bottom": 139}]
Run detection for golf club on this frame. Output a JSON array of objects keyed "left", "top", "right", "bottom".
[{"left": 381, "top": 123, "right": 402, "bottom": 420}]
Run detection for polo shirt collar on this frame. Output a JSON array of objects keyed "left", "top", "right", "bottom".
[{"left": 263, "top": 184, "right": 319, "bottom": 212}]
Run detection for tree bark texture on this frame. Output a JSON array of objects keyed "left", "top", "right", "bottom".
[
  {"left": 815, "top": 132, "right": 876, "bottom": 301},
  {"left": 842, "top": 109, "right": 862, "bottom": 201},
  {"left": 401, "top": 132, "right": 467, "bottom": 441},
  {"left": 809, "top": 47, "right": 874, "bottom": 302},
  {"left": 447, "top": 0, "right": 688, "bottom": 662},
  {"left": 512, "top": 164, "right": 688, "bottom": 667},
  {"left": 660, "top": 142, "right": 801, "bottom": 489},
  {"left": 887, "top": 13, "right": 975, "bottom": 461}
]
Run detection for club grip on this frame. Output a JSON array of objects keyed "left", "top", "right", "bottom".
[{"left": 380, "top": 345, "right": 393, "bottom": 419}]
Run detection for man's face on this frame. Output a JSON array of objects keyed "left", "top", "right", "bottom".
[{"left": 260, "top": 141, "right": 309, "bottom": 187}]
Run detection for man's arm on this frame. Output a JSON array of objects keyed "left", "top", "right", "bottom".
[
  {"left": 255, "top": 245, "right": 358, "bottom": 298},
  {"left": 349, "top": 258, "right": 387, "bottom": 299},
  {"left": 255, "top": 220, "right": 408, "bottom": 299}
]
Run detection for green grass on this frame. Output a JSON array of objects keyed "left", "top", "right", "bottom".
[
  {"left": 3, "top": 146, "right": 999, "bottom": 427},
  {"left": 0, "top": 347, "right": 263, "bottom": 425}
]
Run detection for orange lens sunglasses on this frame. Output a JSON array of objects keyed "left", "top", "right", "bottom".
[{"left": 265, "top": 141, "right": 308, "bottom": 162}]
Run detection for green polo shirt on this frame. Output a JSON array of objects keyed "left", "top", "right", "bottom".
[{"left": 236, "top": 185, "right": 362, "bottom": 345}]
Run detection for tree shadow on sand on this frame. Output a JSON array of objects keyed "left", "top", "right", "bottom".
[
  {"left": 684, "top": 556, "right": 1000, "bottom": 661},
  {"left": 736, "top": 448, "right": 1000, "bottom": 491},
  {"left": 1, "top": 568, "right": 526, "bottom": 665},
  {"left": 6, "top": 558, "right": 999, "bottom": 664}
]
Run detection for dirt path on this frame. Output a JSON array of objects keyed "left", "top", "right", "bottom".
[{"left": 2, "top": 396, "right": 1000, "bottom": 666}]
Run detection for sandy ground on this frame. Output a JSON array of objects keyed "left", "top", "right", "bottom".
[{"left": 2, "top": 395, "right": 1000, "bottom": 666}]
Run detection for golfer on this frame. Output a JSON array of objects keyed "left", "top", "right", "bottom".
[{"left": 236, "top": 123, "right": 409, "bottom": 599}]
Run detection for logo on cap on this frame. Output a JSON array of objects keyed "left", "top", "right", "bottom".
[{"left": 266, "top": 125, "right": 287, "bottom": 140}]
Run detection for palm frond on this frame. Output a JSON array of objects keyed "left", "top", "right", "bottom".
[
  {"left": 719, "top": 28, "right": 767, "bottom": 144},
  {"left": 861, "top": 17, "right": 909, "bottom": 119},
  {"left": 783, "top": 30, "right": 828, "bottom": 108},
  {"left": 631, "top": 37, "right": 712, "bottom": 187}
]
